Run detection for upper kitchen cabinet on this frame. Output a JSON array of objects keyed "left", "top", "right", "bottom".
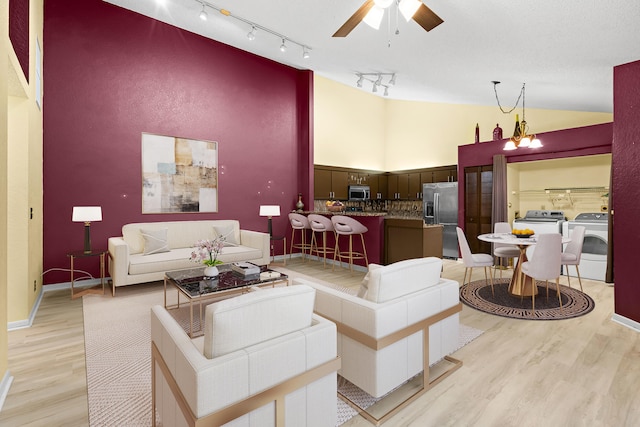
[
  {"left": 423, "top": 166, "right": 458, "bottom": 184},
  {"left": 314, "top": 167, "right": 349, "bottom": 199}
]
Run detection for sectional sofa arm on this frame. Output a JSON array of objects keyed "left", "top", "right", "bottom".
[
  {"left": 240, "top": 229, "right": 270, "bottom": 264},
  {"left": 108, "top": 237, "right": 129, "bottom": 288}
]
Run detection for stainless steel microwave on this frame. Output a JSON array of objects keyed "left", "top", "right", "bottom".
[{"left": 348, "top": 185, "right": 370, "bottom": 201}]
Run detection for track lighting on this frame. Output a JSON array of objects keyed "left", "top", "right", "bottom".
[
  {"left": 247, "top": 26, "right": 256, "bottom": 41},
  {"left": 353, "top": 72, "right": 396, "bottom": 96},
  {"left": 199, "top": 4, "right": 208, "bottom": 20},
  {"left": 195, "top": 1, "right": 310, "bottom": 58}
]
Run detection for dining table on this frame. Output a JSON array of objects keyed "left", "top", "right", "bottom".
[{"left": 477, "top": 233, "right": 570, "bottom": 297}]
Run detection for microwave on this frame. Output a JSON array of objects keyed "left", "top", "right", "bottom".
[{"left": 348, "top": 185, "right": 370, "bottom": 201}]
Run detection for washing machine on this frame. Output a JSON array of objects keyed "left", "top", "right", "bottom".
[
  {"left": 562, "top": 212, "right": 609, "bottom": 281},
  {"left": 513, "top": 210, "right": 566, "bottom": 259}
]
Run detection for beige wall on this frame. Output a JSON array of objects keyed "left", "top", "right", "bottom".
[
  {"left": 507, "top": 154, "right": 612, "bottom": 222},
  {"left": 1, "top": 0, "right": 10, "bottom": 381},
  {"left": 314, "top": 76, "right": 614, "bottom": 171},
  {"left": 2, "top": 0, "right": 44, "bottom": 340}
]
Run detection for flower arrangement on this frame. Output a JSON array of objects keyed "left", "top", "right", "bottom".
[{"left": 190, "top": 237, "right": 226, "bottom": 267}]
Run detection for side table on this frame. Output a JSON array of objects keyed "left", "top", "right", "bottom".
[
  {"left": 67, "top": 249, "right": 107, "bottom": 299},
  {"left": 270, "top": 236, "right": 287, "bottom": 266}
]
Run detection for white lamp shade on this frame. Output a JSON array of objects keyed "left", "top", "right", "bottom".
[
  {"left": 259, "top": 205, "right": 281, "bottom": 217},
  {"left": 399, "top": 0, "right": 421, "bottom": 21},
  {"left": 363, "top": 5, "right": 385, "bottom": 29},
  {"left": 72, "top": 206, "right": 102, "bottom": 222}
]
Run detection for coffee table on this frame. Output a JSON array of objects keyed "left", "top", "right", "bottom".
[{"left": 164, "top": 263, "right": 288, "bottom": 337}]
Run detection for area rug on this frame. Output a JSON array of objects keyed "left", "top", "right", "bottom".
[
  {"left": 460, "top": 278, "right": 595, "bottom": 320},
  {"left": 83, "top": 272, "right": 484, "bottom": 427}
]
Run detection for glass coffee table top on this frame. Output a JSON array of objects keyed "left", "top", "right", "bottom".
[{"left": 166, "top": 264, "right": 288, "bottom": 298}]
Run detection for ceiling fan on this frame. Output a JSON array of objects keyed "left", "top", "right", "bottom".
[{"left": 333, "top": 0, "right": 443, "bottom": 37}]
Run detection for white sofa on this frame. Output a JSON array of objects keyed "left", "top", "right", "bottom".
[
  {"left": 108, "top": 220, "right": 270, "bottom": 294},
  {"left": 151, "top": 284, "right": 340, "bottom": 427},
  {"left": 292, "top": 257, "right": 461, "bottom": 424}
]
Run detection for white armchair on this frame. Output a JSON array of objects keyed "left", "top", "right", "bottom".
[
  {"left": 293, "top": 257, "right": 462, "bottom": 425},
  {"left": 150, "top": 284, "right": 340, "bottom": 427}
]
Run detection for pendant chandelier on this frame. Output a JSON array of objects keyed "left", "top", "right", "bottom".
[{"left": 493, "top": 82, "right": 542, "bottom": 151}]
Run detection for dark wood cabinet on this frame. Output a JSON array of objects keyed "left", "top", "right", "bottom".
[
  {"left": 377, "top": 174, "right": 388, "bottom": 199},
  {"left": 464, "top": 165, "right": 493, "bottom": 254},
  {"left": 408, "top": 173, "right": 421, "bottom": 199},
  {"left": 385, "top": 219, "right": 443, "bottom": 264},
  {"left": 314, "top": 168, "right": 348, "bottom": 199}
]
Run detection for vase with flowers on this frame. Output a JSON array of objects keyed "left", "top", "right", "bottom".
[{"left": 190, "top": 237, "right": 226, "bottom": 277}]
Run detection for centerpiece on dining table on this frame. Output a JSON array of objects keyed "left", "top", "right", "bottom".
[
  {"left": 512, "top": 228, "right": 535, "bottom": 238},
  {"left": 190, "top": 236, "right": 226, "bottom": 277}
]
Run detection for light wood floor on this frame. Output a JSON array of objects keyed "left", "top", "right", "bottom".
[{"left": 1, "top": 257, "right": 638, "bottom": 427}]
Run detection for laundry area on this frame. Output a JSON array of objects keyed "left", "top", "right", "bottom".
[{"left": 507, "top": 154, "right": 611, "bottom": 282}]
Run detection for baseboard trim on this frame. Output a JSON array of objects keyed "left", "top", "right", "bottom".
[
  {"left": 0, "top": 371, "right": 14, "bottom": 412},
  {"left": 7, "top": 288, "right": 44, "bottom": 331},
  {"left": 611, "top": 313, "right": 640, "bottom": 332}
]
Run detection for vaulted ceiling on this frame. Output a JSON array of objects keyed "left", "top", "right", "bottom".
[{"left": 105, "top": 0, "right": 640, "bottom": 113}]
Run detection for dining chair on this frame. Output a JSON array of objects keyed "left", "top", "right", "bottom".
[
  {"left": 520, "top": 233, "right": 563, "bottom": 314},
  {"left": 456, "top": 227, "right": 494, "bottom": 296},
  {"left": 493, "top": 222, "right": 520, "bottom": 278},
  {"left": 561, "top": 225, "right": 586, "bottom": 292}
]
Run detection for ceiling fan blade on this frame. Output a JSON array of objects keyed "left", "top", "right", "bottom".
[
  {"left": 412, "top": 3, "right": 443, "bottom": 32},
  {"left": 333, "top": 0, "right": 375, "bottom": 37}
]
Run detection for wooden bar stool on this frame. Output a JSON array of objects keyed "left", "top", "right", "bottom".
[
  {"left": 308, "top": 214, "right": 336, "bottom": 268},
  {"left": 331, "top": 215, "right": 369, "bottom": 272},
  {"left": 288, "top": 213, "right": 312, "bottom": 261}
]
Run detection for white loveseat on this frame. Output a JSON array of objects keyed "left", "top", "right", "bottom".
[
  {"left": 293, "top": 257, "right": 461, "bottom": 424},
  {"left": 108, "top": 220, "right": 270, "bottom": 294},
  {"left": 151, "top": 284, "right": 340, "bottom": 427}
]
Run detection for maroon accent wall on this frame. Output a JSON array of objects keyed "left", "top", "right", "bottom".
[
  {"left": 613, "top": 60, "right": 640, "bottom": 324},
  {"left": 457, "top": 122, "right": 613, "bottom": 232},
  {"left": 9, "top": 0, "right": 29, "bottom": 80},
  {"left": 43, "top": 0, "right": 312, "bottom": 284}
]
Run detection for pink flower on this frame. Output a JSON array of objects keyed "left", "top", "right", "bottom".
[{"left": 190, "top": 237, "right": 226, "bottom": 266}]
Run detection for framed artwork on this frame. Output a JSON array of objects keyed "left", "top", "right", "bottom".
[{"left": 142, "top": 133, "right": 218, "bottom": 213}]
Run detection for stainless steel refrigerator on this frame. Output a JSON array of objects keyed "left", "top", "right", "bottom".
[{"left": 423, "top": 182, "right": 459, "bottom": 259}]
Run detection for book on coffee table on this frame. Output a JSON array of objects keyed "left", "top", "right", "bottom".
[{"left": 231, "top": 261, "right": 261, "bottom": 276}]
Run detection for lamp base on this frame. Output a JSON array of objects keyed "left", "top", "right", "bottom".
[{"left": 84, "top": 223, "right": 92, "bottom": 254}]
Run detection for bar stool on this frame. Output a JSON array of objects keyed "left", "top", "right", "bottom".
[
  {"left": 331, "top": 215, "right": 369, "bottom": 272},
  {"left": 288, "top": 213, "right": 312, "bottom": 261},
  {"left": 308, "top": 214, "right": 336, "bottom": 268}
]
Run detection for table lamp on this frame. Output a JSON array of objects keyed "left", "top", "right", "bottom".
[
  {"left": 72, "top": 206, "right": 102, "bottom": 254},
  {"left": 259, "top": 205, "right": 280, "bottom": 236}
]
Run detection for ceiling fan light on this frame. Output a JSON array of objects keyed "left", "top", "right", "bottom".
[
  {"left": 399, "top": 0, "right": 421, "bottom": 21},
  {"left": 374, "top": 0, "right": 394, "bottom": 8},
  {"left": 529, "top": 138, "right": 543, "bottom": 148},
  {"left": 503, "top": 140, "right": 517, "bottom": 151},
  {"left": 363, "top": 6, "right": 385, "bottom": 30}
]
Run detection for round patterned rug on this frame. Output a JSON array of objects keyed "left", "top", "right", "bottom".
[{"left": 460, "top": 278, "right": 595, "bottom": 320}]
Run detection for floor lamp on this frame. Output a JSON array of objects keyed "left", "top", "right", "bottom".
[{"left": 72, "top": 206, "right": 102, "bottom": 254}]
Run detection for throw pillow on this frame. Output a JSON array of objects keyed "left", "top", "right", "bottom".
[
  {"left": 140, "top": 228, "right": 170, "bottom": 255},
  {"left": 213, "top": 225, "right": 239, "bottom": 246},
  {"left": 357, "top": 263, "right": 382, "bottom": 298}
]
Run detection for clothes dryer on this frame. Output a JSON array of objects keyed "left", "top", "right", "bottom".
[{"left": 562, "top": 212, "right": 608, "bottom": 281}]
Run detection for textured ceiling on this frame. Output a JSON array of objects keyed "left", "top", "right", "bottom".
[{"left": 104, "top": 0, "right": 640, "bottom": 113}]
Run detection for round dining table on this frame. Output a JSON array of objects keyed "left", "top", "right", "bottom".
[{"left": 477, "top": 233, "right": 570, "bottom": 297}]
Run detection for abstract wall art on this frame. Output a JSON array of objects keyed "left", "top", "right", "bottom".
[{"left": 142, "top": 133, "right": 218, "bottom": 213}]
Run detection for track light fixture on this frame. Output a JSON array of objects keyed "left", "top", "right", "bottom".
[
  {"left": 199, "top": 4, "right": 208, "bottom": 20},
  {"left": 354, "top": 72, "right": 396, "bottom": 96},
  {"left": 247, "top": 26, "right": 256, "bottom": 41},
  {"left": 195, "top": 1, "right": 311, "bottom": 57}
]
